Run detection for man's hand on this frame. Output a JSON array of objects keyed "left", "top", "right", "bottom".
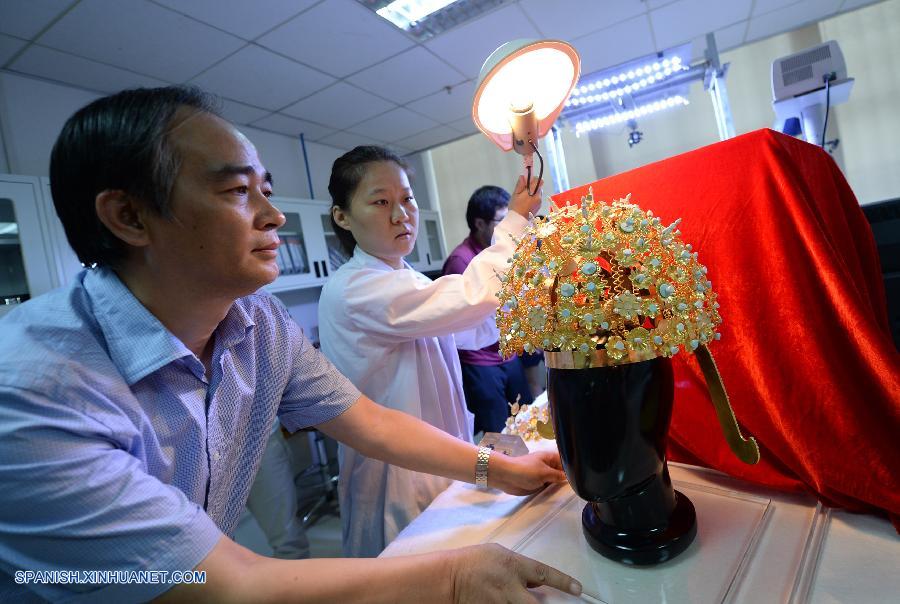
[
  {"left": 489, "top": 449, "right": 567, "bottom": 495},
  {"left": 508, "top": 174, "right": 543, "bottom": 219},
  {"left": 448, "top": 543, "right": 581, "bottom": 603}
]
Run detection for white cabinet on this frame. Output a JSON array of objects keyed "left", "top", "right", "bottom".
[
  {"left": 0, "top": 175, "right": 76, "bottom": 318},
  {"left": 264, "top": 198, "right": 327, "bottom": 292},
  {"left": 264, "top": 198, "right": 352, "bottom": 293},
  {"left": 0, "top": 179, "right": 449, "bottom": 301},
  {"left": 407, "top": 210, "right": 447, "bottom": 272}
]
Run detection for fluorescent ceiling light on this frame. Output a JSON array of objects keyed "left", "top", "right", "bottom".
[
  {"left": 377, "top": 0, "right": 458, "bottom": 29},
  {"left": 0, "top": 223, "right": 19, "bottom": 236},
  {"left": 359, "top": 0, "right": 507, "bottom": 41}
]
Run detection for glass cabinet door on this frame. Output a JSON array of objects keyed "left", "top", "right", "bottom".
[
  {"left": 277, "top": 212, "right": 312, "bottom": 277},
  {"left": 405, "top": 238, "right": 421, "bottom": 265},
  {"left": 420, "top": 213, "right": 445, "bottom": 269},
  {"left": 0, "top": 197, "right": 30, "bottom": 306},
  {"left": 319, "top": 213, "right": 350, "bottom": 271},
  {"left": 0, "top": 177, "right": 56, "bottom": 319},
  {"left": 425, "top": 219, "right": 443, "bottom": 263}
]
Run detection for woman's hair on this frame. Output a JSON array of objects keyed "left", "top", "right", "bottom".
[
  {"left": 327, "top": 145, "right": 410, "bottom": 255},
  {"left": 49, "top": 85, "right": 219, "bottom": 267}
]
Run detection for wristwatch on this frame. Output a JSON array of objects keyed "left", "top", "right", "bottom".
[{"left": 475, "top": 445, "right": 492, "bottom": 488}]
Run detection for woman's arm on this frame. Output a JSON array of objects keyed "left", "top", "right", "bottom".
[{"left": 338, "top": 177, "right": 542, "bottom": 344}]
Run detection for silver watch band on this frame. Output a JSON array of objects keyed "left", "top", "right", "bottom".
[{"left": 475, "top": 445, "right": 492, "bottom": 488}]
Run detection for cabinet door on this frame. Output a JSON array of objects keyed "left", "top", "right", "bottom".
[
  {"left": 419, "top": 211, "right": 446, "bottom": 270},
  {"left": 265, "top": 200, "right": 324, "bottom": 292},
  {"left": 404, "top": 234, "right": 423, "bottom": 269},
  {"left": 317, "top": 209, "right": 351, "bottom": 274},
  {"left": 0, "top": 176, "right": 57, "bottom": 318}
]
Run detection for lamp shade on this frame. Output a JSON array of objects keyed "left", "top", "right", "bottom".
[{"left": 473, "top": 39, "right": 580, "bottom": 153}]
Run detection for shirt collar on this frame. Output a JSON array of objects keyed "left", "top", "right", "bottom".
[
  {"left": 465, "top": 234, "right": 487, "bottom": 254},
  {"left": 350, "top": 246, "right": 412, "bottom": 272},
  {"left": 83, "top": 267, "right": 255, "bottom": 385}
]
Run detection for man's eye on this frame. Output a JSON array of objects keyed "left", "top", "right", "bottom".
[
  {"left": 374, "top": 199, "right": 388, "bottom": 206},
  {"left": 232, "top": 186, "right": 249, "bottom": 195},
  {"left": 263, "top": 190, "right": 273, "bottom": 198}
]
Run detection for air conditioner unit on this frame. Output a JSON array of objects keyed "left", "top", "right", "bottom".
[
  {"left": 772, "top": 40, "right": 847, "bottom": 102},
  {"left": 771, "top": 40, "right": 853, "bottom": 146}
]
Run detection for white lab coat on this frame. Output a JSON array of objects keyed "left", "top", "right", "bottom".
[{"left": 318, "top": 212, "right": 528, "bottom": 557}]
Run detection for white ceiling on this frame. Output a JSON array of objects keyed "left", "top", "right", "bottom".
[{"left": 0, "top": 0, "right": 884, "bottom": 155}]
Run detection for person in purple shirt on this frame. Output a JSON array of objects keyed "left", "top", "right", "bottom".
[
  {"left": 442, "top": 186, "right": 534, "bottom": 435},
  {"left": 0, "top": 86, "right": 583, "bottom": 603}
]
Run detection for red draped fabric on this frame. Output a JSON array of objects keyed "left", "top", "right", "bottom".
[{"left": 550, "top": 129, "right": 900, "bottom": 529}]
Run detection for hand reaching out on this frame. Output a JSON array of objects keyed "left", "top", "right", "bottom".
[
  {"left": 489, "top": 449, "right": 567, "bottom": 496},
  {"left": 508, "top": 174, "right": 543, "bottom": 220},
  {"left": 448, "top": 543, "right": 582, "bottom": 604}
]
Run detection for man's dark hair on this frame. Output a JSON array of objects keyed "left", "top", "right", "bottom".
[
  {"left": 49, "top": 85, "right": 219, "bottom": 267},
  {"left": 465, "top": 185, "right": 510, "bottom": 232},
  {"left": 328, "top": 145, "right": 410, "bottom": 255}
]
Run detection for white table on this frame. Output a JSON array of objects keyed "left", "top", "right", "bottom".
[{"left": 381, "top": 443, "right": 899, "bottom": 603}]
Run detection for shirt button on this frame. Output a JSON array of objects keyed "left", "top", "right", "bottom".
[{"left": 212, "top": 451, "right": 221, "bottom": 461}]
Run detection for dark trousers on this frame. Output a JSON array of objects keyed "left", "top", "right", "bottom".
[{"left": 460, "top": 357, "right": 534, "bottom": 435}]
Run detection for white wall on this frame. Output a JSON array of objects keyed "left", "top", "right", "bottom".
[
  {"left": 0, "top": 71, "right": 353, "bottom": 330},
  {"left": 429, "top": 124, "right": 600, "bottom": 252},
  {"left": 820, "top": 0, "right": 900, "bottom": 204},
  {"left": 428, "top": 0, "right": 900, "bottom": 217},
  {"left": 0, "top": 71, "right": 348, "bottom": 202},
  {"left": 0, "top": 72, "right": 100, "bottom": 176},
  {"left": 586, "top": 24, "right": 835, "bottom": 182}
]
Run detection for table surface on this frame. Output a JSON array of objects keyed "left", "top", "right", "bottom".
[{"left": 381, "top": 435, "right": 899, "bottom": 603}]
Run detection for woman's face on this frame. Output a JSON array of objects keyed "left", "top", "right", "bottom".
[{"left": 333, "top": 161, "right": 418, "bottom": 269}]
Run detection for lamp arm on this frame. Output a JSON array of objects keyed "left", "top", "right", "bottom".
[{"left": 529, "top": 140, "right": 544, "bottom": 197}]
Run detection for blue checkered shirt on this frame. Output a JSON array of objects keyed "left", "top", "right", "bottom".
[{"left": 0, "top": 267, "right": 359, "bottom": 602}]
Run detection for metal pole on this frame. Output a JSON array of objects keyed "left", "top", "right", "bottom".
[
  {"left": 545, "top": 125, "right": 571, "bottom": 194},
  {"left": 299, "top": 133, "right": 315, "bottom": 198},
  {"left": 704, "top": 33, "right": 736, "bottom": 140}
]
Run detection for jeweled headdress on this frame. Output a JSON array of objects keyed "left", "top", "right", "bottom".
[
  {"left": 498, "top": 189, "right": 760, "bottom": 463},
  {"left": 497, "top": 190, "right": 720, "bottom": 364}
]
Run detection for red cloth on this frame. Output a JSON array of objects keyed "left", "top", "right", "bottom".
[{"left": 551, "top": 129, "right": 900, "bottom": 529}]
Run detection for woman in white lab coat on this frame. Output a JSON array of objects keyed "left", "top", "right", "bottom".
[{"left": 318, "top": 146, "right": 541, "bottom": 557}]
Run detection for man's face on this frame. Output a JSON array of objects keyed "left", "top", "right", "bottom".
[
  {"left": 141, "top": 110, "right": 284, "bottom": 298},
  {"left": 475, "top": 206, "right": 508, "bottom": 247}
]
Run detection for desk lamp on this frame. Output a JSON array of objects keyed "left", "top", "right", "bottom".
[{"left": 472, "top": 39, "right": 580, "bottom": 194}]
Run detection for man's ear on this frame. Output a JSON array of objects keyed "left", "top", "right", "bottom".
[
  {"left": 94, "top": 190, "right": 150, "bottom": 248},
  {"left": 331, "top": 205, "right": 351, "bottom": 232}
]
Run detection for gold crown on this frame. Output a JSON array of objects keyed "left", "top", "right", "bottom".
[{"left": 497, "top": 190, "right": 721, "bottom": 365}]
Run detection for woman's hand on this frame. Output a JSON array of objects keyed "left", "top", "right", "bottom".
[
  {"left": 508, "top": 174, "right": 543, "bottom": 220},
  {"left": 488, "top": 449, "right": 567, "bottom": 495},
  {"left": 447, "top": 543, "right": 581, "bottom": 603}
]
